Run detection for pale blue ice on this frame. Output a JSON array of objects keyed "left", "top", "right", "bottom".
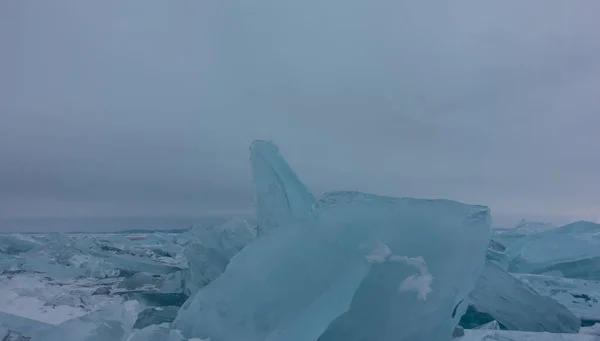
[
  {"left": 250, "top": 140, "right": 316, "bottom": 234},
  {"left": 505, "top": 221, "right": 600, "bottom": 279},
  {"left": 173, "top": 141, "right": 491, "bottom": 341}
]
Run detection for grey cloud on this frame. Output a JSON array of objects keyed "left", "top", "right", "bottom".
[{"left": 1, "top": 1, "right": 599, "bottom": 229}]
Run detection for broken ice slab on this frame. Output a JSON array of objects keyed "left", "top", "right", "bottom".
[
  {"left": 161, "top": 219, "right": 256, "bottom": 296},
  {"left": 250, "top": 140, "right": 316, "bottom": 234},
  {"left": 118, "top": 272, "right": 163, "bottom": 290},
  {"left": 173, "top": 191, "right": 491, "bottom": 341},
  {"left": 486, "top": 247, "right": 508, "bottom": 270},
  {"left": 0, "top": 312, "right": 52, "bottom": 337},
  {"left": 460, "top": 305, "right": 498, "bottom": 330},
  {"left": 506, "top": 221, "right": 600, "bottom": 280},
  {"left": 182, "top": 219, "right": 256, "bottom": 262},
  {"left": 133, "top": 306, "right": 179, "bottom": 329},
  {"left": 0, "top": 273, "right": 123, "bottom": 326},
  {"left": 125, "top": 324, "right": 188, "bottom": 341},
  {"left": 22, "top": 233, "right": 184, "bottom": 279},
  {"left": 492, "top": 220, "right": 558, "bottom": 248},
  {"left": 468, "top": 261, "right": 580, "bottom": 333},
  {"left": 94, "top": 252, "right": 184, "bottom": 276},
  {"left": 456, "top": 330, "right": 600, "bottom": 341},
  {"left": 488, "top": 239, "right": 506, "bottom": 252},
  {"left": 34, "top": 301, "right": 141, "bottom": 341},
  {"left": 0, "top": 235, "right": 40, "bottom": 255},
  {"left": 513, "top": 274, "right": 600, "bottom": 323}
]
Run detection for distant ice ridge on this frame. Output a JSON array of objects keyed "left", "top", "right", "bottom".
[
  {"left": 0, "top": 234, "right": 40, "bottom": 255},
  {"left": 505, "top": 221, "right": 600, "bottom": 279},
  {"left": 492, "top": 220, "right": 557, "bottom": 248},
  {"left": 0, "top": 232, "right": 187, "bottom": 280},
  {"left": 174, "top": 140, "right": 491, "bottom": 341}
]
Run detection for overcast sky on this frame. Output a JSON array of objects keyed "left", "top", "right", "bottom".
[{"left": 1, "top": 1, "right": 599, "bottom": 230}]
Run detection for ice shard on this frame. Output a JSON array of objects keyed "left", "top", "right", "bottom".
[
  {"left": 160, "top": 218, "right": 256, "bottom": 295},
  {"left": 133, "top": 306, "right": 179, "bottom": 329},
  {"left": 468, "top": 260, "right": 580, "bottom": 333},
  {"left": 250, "top": 140, "right": 316, "bottom": 234},
  {"left": 505, "top": 221, "right": 600, "bottom": 279},
  {"left": 173, "top": 191, "right": 491, "bottom": 341},
  {"left": 513, "top": 274, "right": 600, "bottom": 322}
]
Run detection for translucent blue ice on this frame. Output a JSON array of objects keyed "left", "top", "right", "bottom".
[
  {"left": 160, "top": 218, "right": 256, "bottom": 295},
  {"left": 0, "top": 311, "right": 52, "bottom": 337},
  {"left": 505, "top": 221, "right": 600, "bottom": 279},
  {"left": 492, "top": 220, "right": 557, "bottom": 248},
  {"left": 173, "top": 191, "right": 491, "bottom": 341},
  {"left": 469, "top": 261, "right": 580, "bottom": 333},
  {"left": 514, "top": 274, "right": 600, "bottom": 322},
  {"left": 0, "top": 234, "right": 40, "bottom": 255},
  {"left": 250, "top": 140, "right": 316, "bottom": 234}
]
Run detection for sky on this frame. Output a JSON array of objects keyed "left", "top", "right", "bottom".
[{"left": 1, "top": 1, "right": 599, "bottom": 231}]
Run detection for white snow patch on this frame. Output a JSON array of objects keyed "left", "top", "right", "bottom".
[
  {"left": 365, "top": 241, "right": 433, "bottom": 300},
  {"left": 0, "top": 273, "right": 120, "bottom": 325}
]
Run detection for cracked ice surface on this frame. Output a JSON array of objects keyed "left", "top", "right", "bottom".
[{"left": 0, "top": 273, "right": 121, "bottom": 325}]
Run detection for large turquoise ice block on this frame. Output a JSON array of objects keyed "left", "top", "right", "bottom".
[{"left": 173, "top": 191, "right": 491, "bottom": 341}]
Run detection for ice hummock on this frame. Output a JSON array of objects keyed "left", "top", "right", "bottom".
[
  {"left": 492, "top": 220, "right": 557, "bottom": 249},
  {"left": 505, "top": 221, "right": 600, "bottom": 280},
  {"left": 5, "top": 139, "right": 595, "bottom": 341},
  {"left": 159, "top": 218, "right": 256, "bottom": 296},
  {"left": 467, "top": 260, "right": 580, "bottom": 333},
  {"left": 250, "top": 140, "right": 316, "bottom": 234},
  {"left": 173, "top": 190, "right": 491, "bottom": 341},
  {"left": 0, "top": 234, "right": 40, "bottom": 255},
  {"left": 1, "top": 232, "right": 186, "bottom": 281},
  {"left": 514, "top": 274, "right": 600, "bottom": 323}
]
